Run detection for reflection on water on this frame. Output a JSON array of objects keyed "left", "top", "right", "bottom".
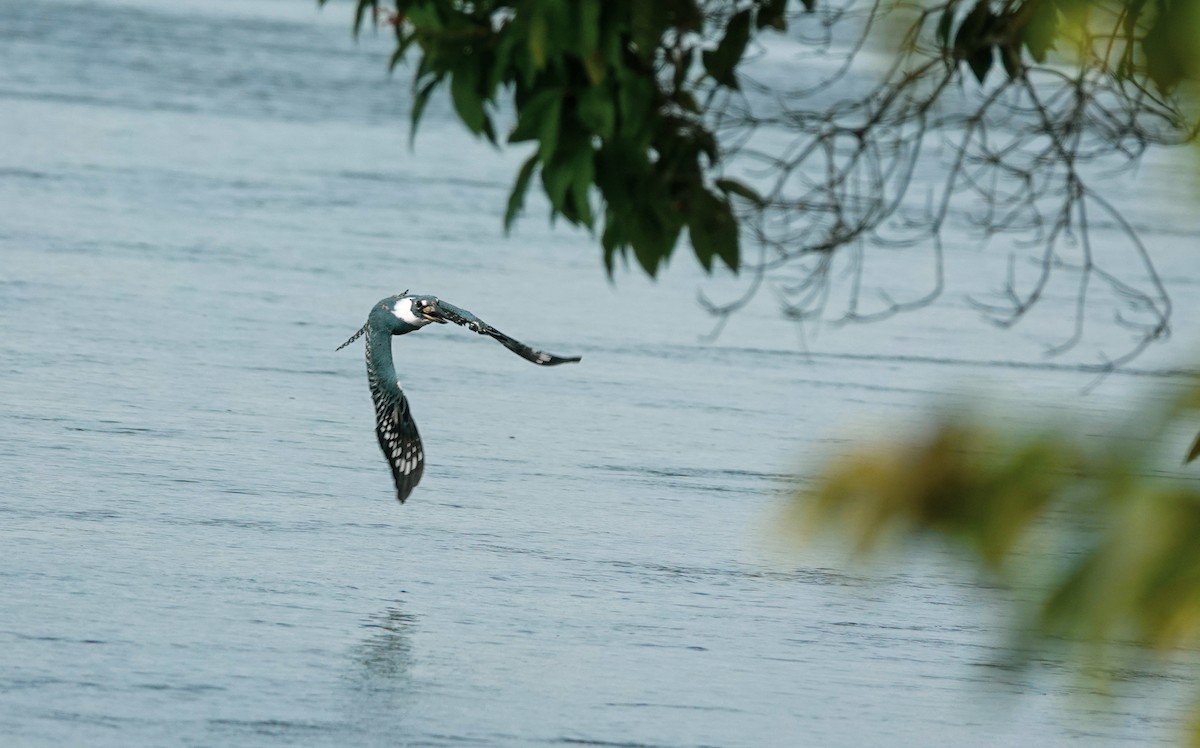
[
  {"left": 343, "top": 604, "right": 417, "bottom": 730},
  {"left": 355, "top": 606, "right": 416, "bottom": 684}
]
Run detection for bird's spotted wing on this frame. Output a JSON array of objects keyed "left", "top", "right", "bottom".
[
  {"left": 486, "top": 328, "right": 582, "bottom": 365},
  {"left": 370, "top": 382, "right": 424, "bottom": 504},
  {"left": 429, "top": 299, "right": 582, "bottom": 366}
]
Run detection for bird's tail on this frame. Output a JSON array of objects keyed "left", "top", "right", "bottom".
[{"left": 336, "top": 323, "right": 368, "bottom": 351}]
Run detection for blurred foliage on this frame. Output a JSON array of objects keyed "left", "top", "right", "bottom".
[
  {"left": 323, "top": 0, "right": 798, "bottom": 276},
  {"left": 325, "top": 0, "right": 1200, "bottom": 284},
  {"left": 794, "top": 380, "right": 1200, "bottom": 742},
  {"left": 939, "top": 0, "right": 1200, "bottom": 90}
]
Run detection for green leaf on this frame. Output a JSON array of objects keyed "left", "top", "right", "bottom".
[
  {"left": 935, "top": 2, "right": 957, "bottom": 51},
  {"left": 702, "top": 9, "right": 753, "bottom": 89},
  {"left": 583, "top": 52, "right": 607, "bottom": 86},
  {"left": 353, "top": 0, "right": 378, "bottom": 37},
  {"left": 577, "top": 0, "right": 601, "bottom": 58},
  {"left": 536, "top": 93, "right": 562, "bottom": 162},
  {"left": 505, "top": 153, "right": 540, "bottom": 232},
  {"left": 688, "top": 189, "right": 740, "bottom": 272},
  {"left": 541, "top": 139, "right": 593, "bottom": 219},
  {"left": 1186, "top": 431, "right": 1200, "bottom": 465},
  {"left": 406, "top": 4, "right": 443, "bottom": 31},
  {"left": 630, "top": 3, "right": 666, "bottom": 61},
  {"left": 599, "top": 188, "right": 679, "bottom": 278},
  {"left": 510, "top": 90, "right": 555, "bottom": 142},
  {"left": 602, "top": 211, "right": 627, "bottom": 277},
  {"left": 715, "top": 178, "right": 766, "bottom": 207},
  {"left": 757, "top": 0, "right": 788, "bottom": 31},
  {"left": 632, "top": 191, "right": 686, "bottom": 277},
  {"left": 967, "top": 46, "right": 993, "bottom": 83},
  {"left": 480, "top": 114, "right": 497, "bottom": 146},
  {"left": 490, "top": 29, "right": 519, "bottom": 91},
  {"left": 713, "top": 208, "right": 740, "bottom": 272},
  {"left": 615, "top": 66, "right": 654, "bottom": 145},
  {"left": 671, "top": 0, "right": 704, "bottom": 32},
  {"left": 577, "top": 85, "right": 615, "bottom": 140},
  {"left": 953, "top": 1, "right": 995, "bottom": 84},
  {"left": 537, "top": 1, "right": 569, "bottom": 60},
  {"left": 568, "top": 145, "right": 595, "bottom": 228},
  {"left": 694, "top": 127, "right": 719, "bottom": 164},
  {"left": 414, "top": 50, "right": 439, "bottom": 87},
  {"left": 1020, "top": 0, "right": 1058, "bottom": 63},
  {"left": 509, "top": 89, "right": 562, "bottom": 162},
  {"left": 630, "top": 212, "right": 668, "bottom": 276},
  {"left": 1144, "top": 3, "right": 1189, "bottom": 94},
  {"left": 953, "top": 0, "right": 988, "bottom": 50},
  {"left": 1000, "top": 43, "right": 1022, "bottom": 78},
  {"left": 409, "top": 74, "right": 443, "bottom": 146},
  {"left": 541, "top": 152, "right": 573, "bottom": 212},
  {"left": 388, "top": 33, "right": 417, "bottom": 72},
  {"left": 675, "top": 89, "right": 700, "bottom": 114},
  {"left": 450, "top": 63, "right": 487, "bottom": 135},
  {"left": 529, "top": 10, "right": 548, "bottom": 69},
  {"left": 599, "top": 13, "right": 624, "bottom": 72},
  {"left": 569, "top": 184, "right": 594, "bottom": 228}
]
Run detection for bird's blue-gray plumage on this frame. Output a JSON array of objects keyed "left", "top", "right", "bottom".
[{"left": 338, "top": 292, "right": 581, "bottom": 504}]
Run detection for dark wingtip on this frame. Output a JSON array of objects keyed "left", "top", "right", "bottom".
[
  {"left": 395, "top": 483, "right": 412, "bottom": 504},
  {"left": 542, "top": 354, "right": 581, "bottom": 366}
]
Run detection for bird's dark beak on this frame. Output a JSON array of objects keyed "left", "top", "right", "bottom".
[{"left": 417, "top": 300, "right": 448, "bottom": 323}]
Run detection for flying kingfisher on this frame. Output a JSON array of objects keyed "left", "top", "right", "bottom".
[{"left": 338, "top": 292, "right": 581, "bottom": 503}]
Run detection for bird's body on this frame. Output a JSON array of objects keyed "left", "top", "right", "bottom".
[{"left": 339, "top": 292, "right": 580, "bottom": 503}]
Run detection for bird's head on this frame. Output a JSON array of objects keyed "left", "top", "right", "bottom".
[{"left": 373, "top": 293, "right": 448, "bottom": 334}]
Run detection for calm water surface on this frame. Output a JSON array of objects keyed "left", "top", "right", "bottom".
[{"left": 3, "top": 1, "right": 1200, "bottom": 746}]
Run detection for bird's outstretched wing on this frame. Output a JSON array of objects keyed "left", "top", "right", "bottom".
[
  {"left": 426, "top": 299, "right": 582, "bottom": 366},
  {"left": 369, "top": 376, "right": 424, "bottom": 503}
]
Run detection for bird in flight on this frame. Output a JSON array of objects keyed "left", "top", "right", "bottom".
[{"left": 338, "top": 292, "right": 581, "bottom": 503}]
